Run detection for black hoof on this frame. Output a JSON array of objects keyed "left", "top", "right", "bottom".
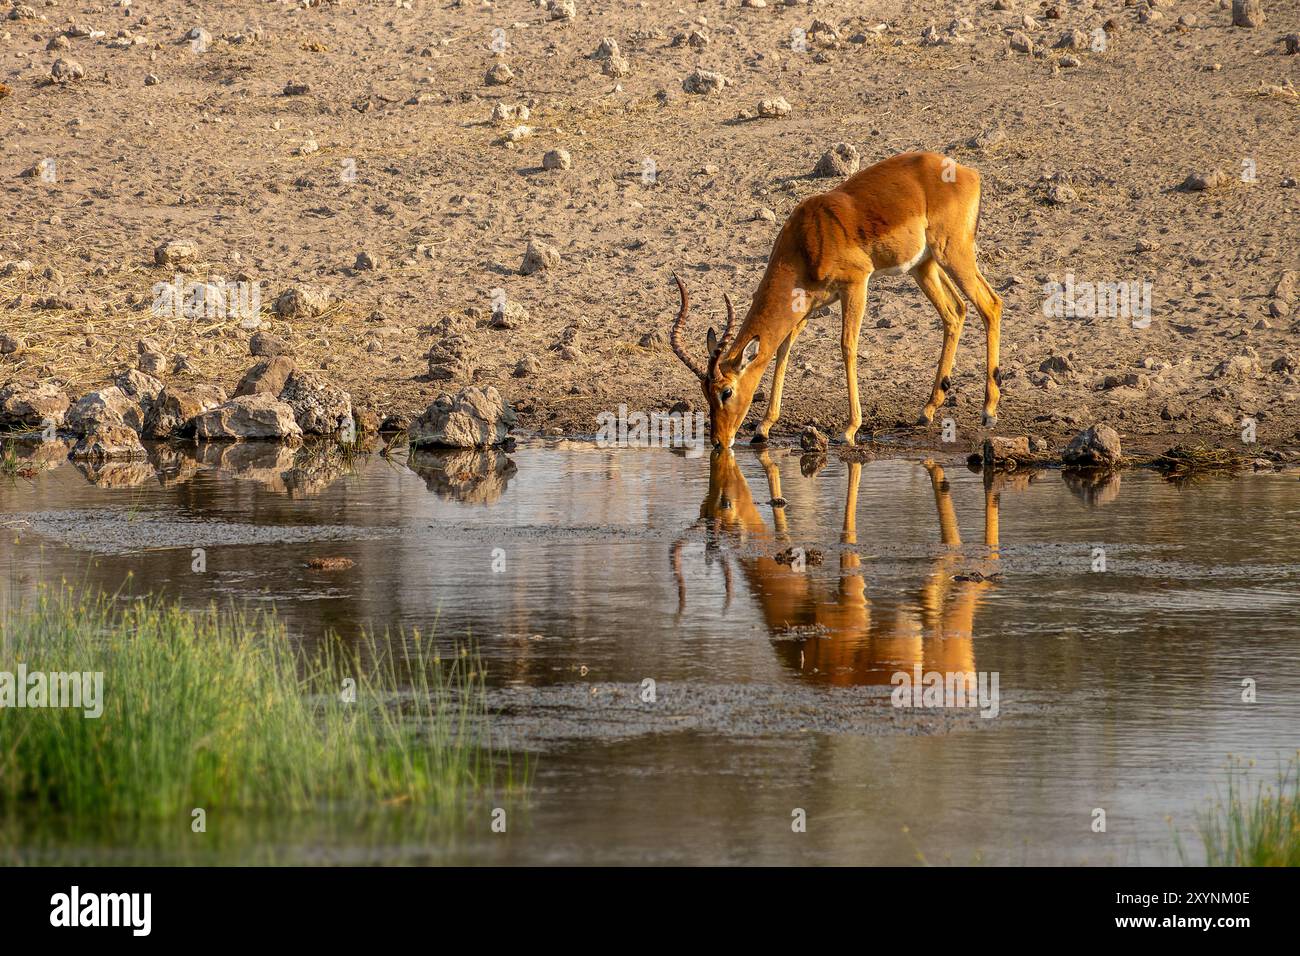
[{"left": 750, "top": 432, "right": 769, "bottom": 445}]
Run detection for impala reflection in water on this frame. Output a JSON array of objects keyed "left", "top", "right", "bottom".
[{"left": 675, "top": 448, "right": 1017, "bottom": 691}]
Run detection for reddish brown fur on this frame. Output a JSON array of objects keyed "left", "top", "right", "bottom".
[{"left": 674, "top": 152, "right": 1003, "bottom": 448}]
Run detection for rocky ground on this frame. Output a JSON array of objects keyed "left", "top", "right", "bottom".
[{"left": 1, "top": 0, "right": 1298, "bottom": 458}]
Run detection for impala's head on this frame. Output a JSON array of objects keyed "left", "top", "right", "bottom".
[{"left": 670, "top": 275, "right": 763, "bottom": 449}]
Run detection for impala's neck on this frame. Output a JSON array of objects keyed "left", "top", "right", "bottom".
[{"left": 722, "top": 259, "right": 806, "bottom": 372}]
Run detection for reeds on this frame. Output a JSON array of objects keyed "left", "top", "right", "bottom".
[
  {"left": 1180, "top": 755, "right": 1300, "bottom": 867},
  {"left": 0, "top": 586, "right": 517, "bottom": 829}
]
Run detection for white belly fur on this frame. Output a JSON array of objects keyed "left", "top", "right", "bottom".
[{"left": 872, "top": 244, "right": 929, "bottom": 277}]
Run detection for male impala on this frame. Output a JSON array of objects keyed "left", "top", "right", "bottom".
[{"left": 671, "top": 151, "right": 1003, "bottom": 448}]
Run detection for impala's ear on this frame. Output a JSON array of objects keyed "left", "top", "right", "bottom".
[
  {"left": 738, "top": 336, "right": 760, "bottom": 371},
  {"left": 706, "top": 326, "right": 718, "bottom": 358}
]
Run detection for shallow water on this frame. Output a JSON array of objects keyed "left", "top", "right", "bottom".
[{"left": 2, "top": 439, "right": 1299, "bottom": 865}]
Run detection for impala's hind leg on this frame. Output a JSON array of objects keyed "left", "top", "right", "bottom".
[
  {"left": 939, "top": 242, "right": 1003, "bottom": 427},
  {"left": 911, "top": 257, "right": 967, "bottom": 425},
  {"left": 753, "top": 318, "right": 808, "bottom": 444}
]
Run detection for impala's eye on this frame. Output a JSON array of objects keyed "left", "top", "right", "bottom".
[{"left": 719, "top": 387, "right": 733, "bottom": 403}]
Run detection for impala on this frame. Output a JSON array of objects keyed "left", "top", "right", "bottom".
[{"left": 670, "top": 151, "right": 1003, "bottom": 448}]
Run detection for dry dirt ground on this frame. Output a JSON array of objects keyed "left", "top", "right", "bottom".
[{"left": 1, "top": 0, "right": 1297, "bottom": 455}]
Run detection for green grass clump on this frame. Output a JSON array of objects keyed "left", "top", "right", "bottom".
[
  {"left": 1187, "top": 755, "right": 1300, "bottom": 866},
  {"left": 0, "top": 586, "right": 513, "bottom": 828}
]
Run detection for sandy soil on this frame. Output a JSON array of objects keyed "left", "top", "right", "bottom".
[{"left": 1, "top": 0, "right": 1297, "bottom": 455}]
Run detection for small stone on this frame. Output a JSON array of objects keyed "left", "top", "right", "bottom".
[
  {"left": 800, "top": 425, "right": 828, "bottom": 452},
  {"left": 1009, "top": 32, "right": 1033, "bottom": 54},
  {"left": 983, "top": 436, "right": 1030, "bottom": 466},
  {"left": 250, "top": 330, "right": 290, "bottom": 357},
  {"left": 815, "top": 142, "right": 860, "bottom": 178},
  {"left": 757, "top": 96, "right": 792, "bottom": 118},
  {"left": 1182, "top": 170, "right": 1225, "bottom": 191},
  {"left": 154, "top": 238, "right": 198, "bottom": 266},
  {"left": 968, "top": 128, "right": 1007, "bottom": 151},
  {"left": 50, "top": 59, "right": 84, "bottom": 84},
  {"left": 520, "top": 238, "right": 561, "bottom": 276},
  {"left": 485, "top": 63, "right": 515, "bottom": 86},
  {"left": 1045, "top": 182, "right": 1077, "bottom": 205},
  {"left": 1040, "top": 354, "right": 1076, "bottom": 375},
  {"left": 0, "top": 381, "right": 71, "bottom": 430},
  {"left": 235, "top": 356, "right": 296, "bottom": 397},
  {"left": 491, "top": 300, "right": 528, "bottom": 330},
  {"left": 194, "top": 394, "right": 303, "bottom": 441},
  {"left": 138, "top": 349, "right": 167, "bottom": 377},
  {"left": 602, "top": 53, "right": 630, "bottom": 78},
  {"left": 273, "top": 284, "right": 331, "bottom": 319},
  {"left": 1231, "top": 0, "right": 1263, "bottom": 28},
  {"left": 1055, "top": 28, "right": 1089, "bottom": 50},
  {"left": 1271, "top": 271, "right": 1297, "bottom": 301},
  {"left": 682, "top": 68, "right": 729, "bottom": 95},
  {"left": 71, "top": 424, "right": 147, "bottom": 463},
  {"left": 1062, "top": 424, "right": 1122, "bottom": 468},
  {"left": 542, "top": 148, "right": 572, "bottom": 171},
  {"left": 279, "top": 370, "right": 353, "bottom": 434},
  {"left": 354, "top": 250, "right": 381, "bottom": 271},
  {"left": 66, "top": 386, "right": 144, "bottom": 434},
  {"left": 513, "top": 354, "right": 542, "bottom": 377},
  {"left": 408, "top": 385, "right": 516, "bottom": 448},
  {"left": 113, "top": 368, "right": 164, "bottom": 406},
  {"left": 548, "top": 0, "right": 576, "bottom": 21},
  {"left": 142, "top": 384, "right": 227, "bottom": 438}
]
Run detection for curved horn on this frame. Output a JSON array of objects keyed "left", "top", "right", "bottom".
[
  {"left": 670, "top": 275, "right": 708, "bottom": 382},
  {"left": 709, "top": 293, "right": 738, "bottom": 375}
]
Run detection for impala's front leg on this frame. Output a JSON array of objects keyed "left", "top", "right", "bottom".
[
  {"left": 838, "top": 280, "right": 868, "bottom": 445},
  {"left": 753, "top": 318, "right": 807, "bottom": 443}
]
